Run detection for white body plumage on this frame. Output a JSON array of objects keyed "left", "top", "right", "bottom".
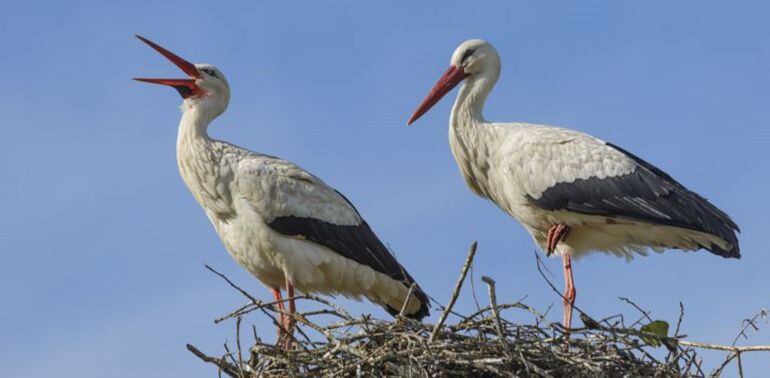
[
  {"left": 413, "top": 39, "right": 739, "bottom": 260},
  {"left": 175, "top": 85, "right": 426, "bottom": 317},
  {"left": 135, "top": 36, "right": 428, "bottom": 319},
  {"left": 449, "top": 119, "right": 727, "bottom": 259}
]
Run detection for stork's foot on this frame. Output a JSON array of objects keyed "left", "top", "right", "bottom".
[
  {"left": 276, "top": 313, "right": 296, "bottom": 350},
  {"left": 277, "top": 325, "right": 295, "bottom": 350},
  {"left": 546, "top": 223, "right": 571, "bottom": 256}
]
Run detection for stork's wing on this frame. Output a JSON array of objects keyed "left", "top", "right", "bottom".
[
  {"left": 236, "top": 156, "right": 429, "bottom": 318},
  {"left": 505, "top": 125, "right": 740, "bottom": 257}
]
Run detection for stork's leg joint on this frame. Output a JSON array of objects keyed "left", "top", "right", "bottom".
[{"left": 546, "top": 223, "right": 571, "bottom": 256}]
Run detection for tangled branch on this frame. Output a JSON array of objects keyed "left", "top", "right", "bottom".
[{"left": 189, "top": 243, "right": 769, "bottom": 377}]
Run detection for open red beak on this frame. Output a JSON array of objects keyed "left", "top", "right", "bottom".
[
  {"left": 134, "top": 35, "right": 201, "bottom": 99},
  {"left": 407, "top": 65, "right": 468, "bottom": 125}
]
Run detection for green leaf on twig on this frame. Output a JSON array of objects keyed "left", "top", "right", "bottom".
[{"left": 640, "top": 320, "right": 669, "bottom": 346}]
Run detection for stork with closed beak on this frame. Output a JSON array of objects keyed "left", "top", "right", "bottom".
[
  {"left": 134, "top": 35, "right": 430, "bottom": 346},
  {"left": 408, "top": 39, "right": 739, "bottom": 329}
]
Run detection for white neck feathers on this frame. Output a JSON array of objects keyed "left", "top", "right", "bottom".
[
  {"left": 450, "top": 64, "right": 500, "bottom": 129},
  {"left": 175, "top": 103, "right": 236, "bottom": 220}
]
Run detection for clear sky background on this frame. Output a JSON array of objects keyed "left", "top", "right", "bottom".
[{"left": 1, "top": 1, "right": 768, "bottom": 376}]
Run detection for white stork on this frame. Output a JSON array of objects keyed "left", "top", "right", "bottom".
[
  {"left": 407, "top": 39, "right": 740, "bottom": 329},
  {"left": 134, "top": 36, "right": 430, "bottom": 345}
]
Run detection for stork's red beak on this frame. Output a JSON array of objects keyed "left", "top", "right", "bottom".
[
  {"left": 134, "top": 35, "right": 202, "bottom": 99},
  {"left": 407, "top": 66, "right": 468, "bottom": 125}
]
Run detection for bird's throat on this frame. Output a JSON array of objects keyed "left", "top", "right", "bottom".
[{"left": 175, "top": 107, "right": 236, "bottom": 220}]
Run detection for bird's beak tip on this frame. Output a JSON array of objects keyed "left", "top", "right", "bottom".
[
  {"left": 135, "top": 34, "right": 150, "bottom": 44},
  {"left": 135, "top": 35, "right": 201, "bottom": 79}
]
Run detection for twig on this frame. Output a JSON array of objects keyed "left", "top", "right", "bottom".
[
  {"left": 469, "top": 262, "right": 482, "bottom": 313},
  {"left": 205, "top": 264, "right": 260, "bottom": 304},
  {"left": 619, "top": 297, "right": 652, "bottom": 327},
  {"left": 714, "top": 308, "right": 769, "bottom": 377},
  {"left": 676, "top": 340, "right": 770, "bottom": 353},
  {"left": 733, "top": 309, "right": 768, "bottom": 346},
  {"left": 481, "top": 276, "right": 514, "bottom": 361},
  {"left": 674, "top": 302, "right": 685, "bottom": 337},
  {"left": 235, "top": 316, "right": 245, "bottom": 378},
  {"left": 398, "top": 283, "right": 417, "bottom": 318},
  {"left": 429, "top": 241, "right": 477, "bottom": 342},
  {"left": 187, "top": 344, "right": 239, "bottom": 378}
]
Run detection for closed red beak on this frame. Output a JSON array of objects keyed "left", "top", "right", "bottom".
[
  {"left": 407, "top": 65, "right": 468, "bottom": 125},
  {"left": 133, "top": 35, "right": 201, "bottom": 99}
]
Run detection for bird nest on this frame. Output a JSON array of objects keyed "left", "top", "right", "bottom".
[{"left": 189, "top": 243, "right": 768, "bottom": 377}]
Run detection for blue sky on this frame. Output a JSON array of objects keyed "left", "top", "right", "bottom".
[{"left": 1, "top": 1, "right": 768, "bottom": 376}]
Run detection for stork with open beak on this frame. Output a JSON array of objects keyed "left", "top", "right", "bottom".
[
  {"left": 408, "top": 39, "right": 740, "bottom": 329},
  {"left": 134, "top": 35, "right": 430, "bottom": 346}
]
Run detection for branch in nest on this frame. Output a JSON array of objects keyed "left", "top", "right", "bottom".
[{"left": 189, "top": 244, "right": 769, "bottom": 377}]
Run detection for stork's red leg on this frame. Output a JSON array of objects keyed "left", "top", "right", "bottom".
[
  {"left": 283, "top": 277, "right": 297, "bottom": 349},
  {"left": 271, "top": 288, "right": 287, "bottom": 344},
  {"left": 562, "top": 253, "right": 576, "bottom": 329},
  {"left": 545, "top": 223, "right": 575, "bottom": 329}
]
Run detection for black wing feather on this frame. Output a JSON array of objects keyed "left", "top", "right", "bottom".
[
  {"left": 527, "top": 143, "right": 740, "bottom": 258},
  {"left": 268, "top": 215, "right": 430, "bottom": 319}
]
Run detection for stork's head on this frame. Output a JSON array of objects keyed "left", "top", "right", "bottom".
[
  {"left": 407, "top": 39, "right": 500, "bottom": 125},
  {"left": 134, "top": 35, "right": 230, "bottom": 117}
]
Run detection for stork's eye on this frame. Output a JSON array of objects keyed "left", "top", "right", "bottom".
[
  {"left": 201, "top": 68, "right": 218, "bottom": 78},
  {"left": 461, "top": 49, "right": 476, "bottom": 63}
]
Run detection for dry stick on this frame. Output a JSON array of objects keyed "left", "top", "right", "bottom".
[
  {"left": 235, "top": 316, "right": 245, "bottom": 378},
  {"left": 222, "top": 342, "right": 237, "bottom": 365},
  {"left": 676, "top": 340, "right": 770, "bottom": 353},
  {"left": 618, "top": 296, "right": 680, "bottom": 361},
  {"left": 205, "top": 263, "right": 311, "bottom": 347},
  {"left": 666, "top": 302, "right": 688, "bottom": 369},
  {"left": 429, "top": 241, "right": 477, "bottom": 342},
  {"left": 712, "top": 310, "right": 768, "bottom": 377},
  {"left": 674, "top": 302, "right": 685, "bottom": 337},
  {"left": 333, "top": 339, "right": 409, "bottom": 376},
  {"left": 733, "top": 309, "right": 768, "bottom": 346},
  {"left": 215, "top": 296, "right": 316, "bottom": 325},
  {"left": 187, "top": 344, "right": 240, "bottom": 378},
  {"left": 714, "top": 309, "right": 769, "bottom": 377},
  {"left": 215, "top": 303, "right": 258, "bottom": 324},
  {"left": 460, "top": 302, "right": 537, "bottom": 325},
  {"left": 398, "top": 283, "right": 417, "bottom": 318},
  {"left": 303, "top": 293, "right": 354, "bottom": 320},
  {"left": 469, "top": 262, "right": 482, "bottom": 313},
  {"left": 205, "top": 264, "right": 259, "bottom": 304},
  {"left": 584, "top": 314, "right": 770, "bottom": 356},
  {"left": 292, "top": 312, "right": 367, "bottom": 359},
  {"left": 619, "top": 297, "right": 653, "bottom": 328},
  {"left": 480, "top": 276, "right": 513, "bottom": 360},
  {"left": 480, "top": 276, "right": 555, "bottom": 378}
]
